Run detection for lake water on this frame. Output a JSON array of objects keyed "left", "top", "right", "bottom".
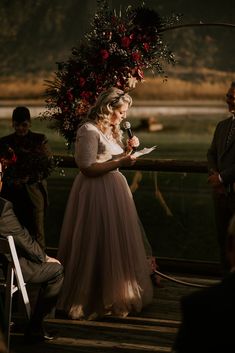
[{"left": 0, "top": 100, "right": 227, "bottom": 119}]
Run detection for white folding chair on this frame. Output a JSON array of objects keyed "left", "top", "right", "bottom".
[{"left": 0, "top": 235, "right": 31, "bottom": 351}]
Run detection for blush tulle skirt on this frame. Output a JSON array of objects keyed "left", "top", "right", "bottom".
[{"left": 57, "top": 170, "right": 153, "bottom": 319}]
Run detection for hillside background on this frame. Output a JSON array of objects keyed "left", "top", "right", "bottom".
[{"left": 0, "top": 0, "right": 234, "bottom": 99}]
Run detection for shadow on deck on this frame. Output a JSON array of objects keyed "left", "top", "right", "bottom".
[{"left": 10, "top": 272, "right": 219, "bottom": 353}]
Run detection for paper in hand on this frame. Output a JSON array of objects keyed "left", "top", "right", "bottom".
[{"left": 132, "top": 145, "right": 158, "bottom": 158}]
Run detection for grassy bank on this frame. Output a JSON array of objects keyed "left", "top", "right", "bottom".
[{"left": 0, "top": 67, "right": 233, "bottom": 101}]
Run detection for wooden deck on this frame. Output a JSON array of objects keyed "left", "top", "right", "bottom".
[{"left": 10, "top": 271, "right": 219, "bottom": 353}]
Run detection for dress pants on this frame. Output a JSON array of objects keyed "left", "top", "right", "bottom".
[
  {"left": 213, "top": 191, "right": 235, "bottom": 272},
  {"left": 23, "top": 262, "right": 64, "bottom": 329}
]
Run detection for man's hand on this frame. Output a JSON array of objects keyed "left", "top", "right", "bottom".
[
  {"left": 45, "top": 255, "right": 61, "bottom": 264},
  {"left": 208, "top": 172, "right": 221, "bottom": 187},
  {"left": 208, "top": 171, "right": 226, "bottom": 195}
]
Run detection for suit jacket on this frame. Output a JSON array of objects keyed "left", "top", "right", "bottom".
[
  {"left": 173, "top": 272, "right": 235, "bottom": 353},
  {"left": 207, "top": 116, "right": 235, "bottom": 185},
  {"left": 0, "top": 130, "right": 51, "bottom": 198},
  {"left": 0, "top": 197, "right": 46, "bottom": 282}
]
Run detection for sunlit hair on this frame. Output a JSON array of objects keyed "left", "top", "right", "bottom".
[{"left": 86, "top": 87, "right": 132, "bottom": 143}]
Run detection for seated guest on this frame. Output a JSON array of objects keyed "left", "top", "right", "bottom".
[
  {"left": 172, "top": 213, "right": 235, "bottom": 353},
  {"left": 0, "top": 149, "right": 63, "bottom": 343}
]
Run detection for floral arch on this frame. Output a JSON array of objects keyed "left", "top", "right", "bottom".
[{"left": 41, "top": 0, "right": 235, "bottom": 148}]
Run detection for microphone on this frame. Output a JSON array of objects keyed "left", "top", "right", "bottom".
[
  {"left": 123, "top": 121, "right": 133, "bottom": 139},
  {"left": 122, "top": 121, "right": 137, "bottom": 151}
]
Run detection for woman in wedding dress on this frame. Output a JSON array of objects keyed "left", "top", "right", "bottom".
[{"left": 57, "top": 87, "right": 153, "bottom": 319}]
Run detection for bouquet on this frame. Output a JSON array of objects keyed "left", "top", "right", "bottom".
[{"left": 2, "top": 145, "right": 54, "bottom": 186}]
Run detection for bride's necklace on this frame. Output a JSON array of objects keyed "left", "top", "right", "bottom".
[
  {"left": 103, "top": 126, "right": 114, "bottom": 141},
  {"left": 105, "top": 132, "right": 113, "bottom": 140}
]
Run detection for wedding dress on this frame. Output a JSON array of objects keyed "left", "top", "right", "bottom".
[{"left": 57, "top": 122, "right": 153, "bottom": 319}]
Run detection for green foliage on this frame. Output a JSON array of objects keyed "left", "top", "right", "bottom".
[
  {"left": 0, "top": 0, "right": 234, "bottom": 77},
  {"left": 0, "top": 0, "right": 93, "bottom": 75}
]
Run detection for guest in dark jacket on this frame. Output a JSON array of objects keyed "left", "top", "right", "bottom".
[
  {"left": 207, "top": 82, "right": 235, "bottom": 272},
  {"left": 0, "top": 106, "right": 53, "bottom": 249},
  {"left": 172, "top": 214, "right": 235, "bottom": 353},
  {"left": 0, "top": 153, "right": 63, "bottom": 343}
]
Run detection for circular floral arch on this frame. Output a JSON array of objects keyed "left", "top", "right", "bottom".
[{"left": 41, "top": 0, "right": 235, "bottom": 148}]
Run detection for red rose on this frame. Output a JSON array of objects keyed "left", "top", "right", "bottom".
[
  {"left": 132, "top": 51, "right": 141, "bottom": 62},
  {"left": 66, "top": 89, "right": 73, "bottom": 102},
  {"left": 100, "top": 49, "right": 110, "bottom": 60},
  {"left": 11, "top": 153, "right": 17, "bottom": 163},
  {"left": 143, "top": 42, "right": 150, "bottom": 52},
  {"left": 81, "top": 91, "right": 92, "bottom": 100},
  {"left": 78, "top": 77, "right": 86, "bottom": 87},
  {"left": 121, "top": 36, "right": 131, "bottom": 48}
]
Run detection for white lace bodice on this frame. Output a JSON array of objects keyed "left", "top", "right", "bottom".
[{"left": 75, "top": 122, "right": 124, "bottom": 168}]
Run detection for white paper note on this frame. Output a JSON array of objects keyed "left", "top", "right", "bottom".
[{"left": 132, "top": 145, "right": 158, "bottom": 158}]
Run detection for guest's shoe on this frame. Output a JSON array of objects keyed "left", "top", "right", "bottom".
[
  {"left": 43, "top": 330, "right": 55, "bottom": 341},
  {"left": 24, "top": 327, "right": 56, "bottom": 343}
]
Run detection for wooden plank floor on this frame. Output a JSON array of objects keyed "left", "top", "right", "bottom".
[{"left": 10, "top": 273, "right": 219, "bottom": 353}]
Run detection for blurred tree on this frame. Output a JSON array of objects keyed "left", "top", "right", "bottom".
[
  {"left": 164, "top": 28, "right": 218, "bottom": 71},
  {"left": 0, "top": 0, "right": 95, "bottom": 75},
  {"left": 0, "top": 0, "right": 234, "bottom": 76}
]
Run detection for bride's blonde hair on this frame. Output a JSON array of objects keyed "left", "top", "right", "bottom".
[{"left": 86, "top": 87, "right": 132, "bottom": 144}]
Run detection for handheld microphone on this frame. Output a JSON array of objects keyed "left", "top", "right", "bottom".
[
  {"left": 122, "top": 121, "right": 137, "bottom": 151},
  {"left": 123, "top": 121, "right": 133, "bottom": 139}
]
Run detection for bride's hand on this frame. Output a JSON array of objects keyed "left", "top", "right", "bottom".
[
  {"left": 127, "top": 136, "right": 140, "bottom": 149},
  {"left": 119, "top": 154, "right": 136, "bottom": 167}
]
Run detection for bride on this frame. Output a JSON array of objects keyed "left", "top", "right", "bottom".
[{"left": 57, "top": 87, "right": 153, "bottom": 319}]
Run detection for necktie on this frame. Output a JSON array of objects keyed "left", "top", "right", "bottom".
[{"left": 226, "top": 118, "right": 235, "bottom": 147}]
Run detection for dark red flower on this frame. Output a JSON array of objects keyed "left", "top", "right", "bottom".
[
  {"left": 131, "top": 51, "right": 141, "bottom": 62},
  {"left": 100, "top": 49, "right": 110, "bottom": 60},
  {"left": 143, "top": 42, "right": 150, "bottom": 52},
  {"left": 11, "top": 153, "right": 17, "bottom": 163},
  {"left": 66, "top": 89, "right": 73, "bottom": 102},
  {"left": 42, "top": 1, "right": 179, "bottom": 148},
  {"left": 121, "top": 36, "right": 131, "bottom": 48},
  {"left": 78, "top": 77, "right": 86, "bottom": 87},
  {"left": 81, "top": 91, "right": 92, "bottom": 100}
]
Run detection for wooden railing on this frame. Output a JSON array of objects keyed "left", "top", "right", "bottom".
[
  {"left": 54, "top": 155, "right": 208, "bottom": 174},
  {"left": 50, "top": 155, "right": 221, "bottom": 276}
]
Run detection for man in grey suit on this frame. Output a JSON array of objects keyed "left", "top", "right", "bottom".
[
  {"left": 207, "top": 81, "right": 235, "bottom": 272},
  {"left": 0, "top": 150, "right": 63, "bottom": 343}
]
